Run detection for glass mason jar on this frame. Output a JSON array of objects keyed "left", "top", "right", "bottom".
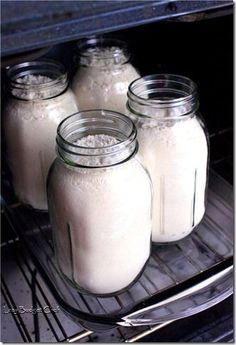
[
  {"left": 72, "top": 37, "right": 140, "bottom": 114},
  {"left": 3, "top": 60, "right": 79, "bottom": 210},
  {"left": 47, "top": 110, "right": 152, "bottom": 296},
  {"left": 127, "top": 74, "right": 209, "bottom": 243}
]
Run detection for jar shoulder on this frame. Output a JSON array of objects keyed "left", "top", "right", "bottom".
[
  {"left": 72, "top": 63, "right": 140, "bottom": 83},
  {"left": 48, "top": 157, "right": 151, "bottom": 192},
  {"left": 134, "top": 114, "right": 207, "bottom": 136}
]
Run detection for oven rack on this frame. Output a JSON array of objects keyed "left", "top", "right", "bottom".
[
  {"left": 1, "top": 168, "right": 233, "bottom": 334},
  {"left": 1, "top": 222, "right": 233, "bottom": 343}
]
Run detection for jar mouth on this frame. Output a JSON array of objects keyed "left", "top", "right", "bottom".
[
  {"left": 6, "top": 59, "right": 68, "bottom": 100},
  {"left": 56, "top": 110, "right": 137, "bottom": 167},
  {"left": 127, "top": 74, "right": 198, "bottom": 118},
  {"left": 77, "top": 37, "right": 130, "bottom": 65}
]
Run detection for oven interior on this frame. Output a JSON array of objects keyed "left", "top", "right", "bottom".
[{"left": 1, "top": 2, "right": 233, "bottom": 343}]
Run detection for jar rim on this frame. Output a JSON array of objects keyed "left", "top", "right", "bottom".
[
  {"left": 56, "top": 110, "right": 138, "bottom": 168},
  {"left": 57, "top": 109, "right": 136, "bottom": 150},
  {"left": 128, "top": 74, "right": 198, "bottom": 106},
  {"left": 6, "top": 59, "right": 68, "bottom": 89},
  {"left": 77, "top": 37, "right": 130, "bottom": 61}
]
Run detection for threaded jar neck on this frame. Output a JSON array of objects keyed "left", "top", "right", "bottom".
[
  {"left": 6, "top": 59, "right": 68, "bottom": 100},
  {"left": 56, "top": 110, "right": 137, "bottom": 168},
  {"left": 77, "top": 37, "right": 130, "bottom": 67},
  {"left": 127, "top": 74, "right": 199, "bottom": 119}
]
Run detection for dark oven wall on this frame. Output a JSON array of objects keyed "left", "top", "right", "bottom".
[{"left": 122, "top": 14, "right": 233, "bottom": 137}]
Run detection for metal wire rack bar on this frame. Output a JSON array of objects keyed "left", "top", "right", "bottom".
[
  {"left": 124, "top": 321, "right": 174, "bottom": 343},
  {"left": 1, "top": 277, "right": 32, "bottom": 342}
]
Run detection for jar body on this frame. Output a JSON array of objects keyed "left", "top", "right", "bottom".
[
  {"left": 47, "top": 110, "right": 152, "bottom": 295},
  {"left": 72, "top": 38, "right": 140, "bottom": 114},
  {"left": 134, "top": 114, "right": 208, "bottom": 243},
  {"left": 127, "top": 74, "right": 209, "bottom": 243},
  {"left": 3, "top": 89, "right": 78, "bottom": 210},
  {"left": 48, "top": 156, "right": 152, "bottom": 295}
]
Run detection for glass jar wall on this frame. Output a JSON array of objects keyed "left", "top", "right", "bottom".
[
  {"left": 47, "top": 110, "right": 152, "bottom": 295},
  {"left": 127, "top": 74, "right": 209, "bottom": 243},
  {"left": 72, "top": 37, "right": 140, "bottom": 114},
  {"left": 3, "top": 60, "right": 79, "bottom": 210}
]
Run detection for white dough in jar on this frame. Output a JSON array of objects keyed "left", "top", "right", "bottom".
[{"left": 72, "top": 46, "right": 140, "bottom": 114}]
